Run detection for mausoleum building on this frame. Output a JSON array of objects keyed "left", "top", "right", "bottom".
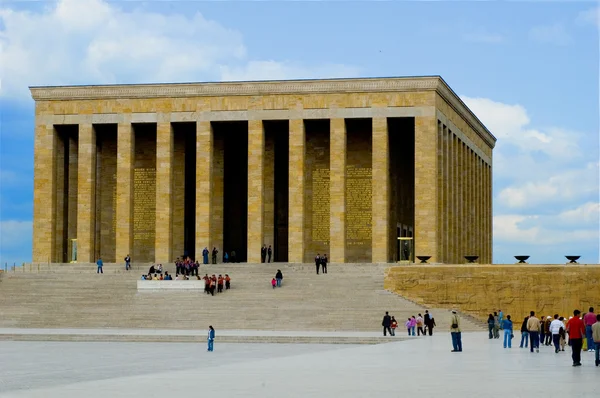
[{"left": 30, "top": 76, "right": 495, "bottom": 264}]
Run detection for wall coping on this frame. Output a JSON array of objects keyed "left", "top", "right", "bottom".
[
  {"left": 29, "top": 76, "right": 496, "bottom": 148},
  {"left": 387, "top": 264, "right": 600, "bottom": 268}
]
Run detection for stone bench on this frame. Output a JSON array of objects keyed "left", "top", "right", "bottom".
[{"left": 137, "top": 281, "right": 204, "bottom": 290}]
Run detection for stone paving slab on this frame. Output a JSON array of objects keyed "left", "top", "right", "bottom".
[
  {"left": 0, "top": 332, "right": 598, "bottom": 397},
  {"left": 0, "top": 328, "right": 391, "bottom": 338}
]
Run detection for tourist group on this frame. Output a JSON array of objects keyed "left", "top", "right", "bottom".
[
  {"left": 381, "top": 310, "right": 436, "bottom": 337},
  {"left": 488, "top": 307, "right": 600, "bottom": 367}
]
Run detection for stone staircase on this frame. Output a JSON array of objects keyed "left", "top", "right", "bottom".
[{"left": 0, "top": 262, "right": 483, "bottom": 343}]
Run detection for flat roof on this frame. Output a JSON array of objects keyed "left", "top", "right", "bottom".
[{"left": 30, "top": 76, "right": 496, "bottom": 146}]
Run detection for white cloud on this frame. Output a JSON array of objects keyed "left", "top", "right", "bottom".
[
  {"left": 463, "top": 96, "right": 599, "bottom": 263},
  {"left": 557, "top": 202, "right": 600, "bottom": 226},
  {"left": 0, "top": 0, "right": 357, "bottom": 99},
  {"left": 576, "top": 7, "right": 599, "bottom": 28},
  {"left": 528, "top": 23, "right": 572, "bottom": 46},
  {"left": 494, "top": 214, "right": 598, "bottom": 246}
]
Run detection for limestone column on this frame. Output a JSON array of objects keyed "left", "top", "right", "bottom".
[
  {"left": 115, "top": 123, "right": 134, "bottom": 262},
  {"left": 436, "top": 121, "right": 444, "bottom": 263},
  {"left": 371, "top": 117, "right": 389, "bottom": 263},
  {"left": 33, "top": 124, "right": 57, "bottom": 263},
  {"left": 288, "top": 119, "right": 305, "bottom": 263},
  {"left": 442, "top": 126, "right": 450, "bottom": 263},
  {"left": 155, "top": 122, "right": 174, "bottom": 263},
  {"left": 488, "top": 164, "right": 493, "bottom": 263},
  {"left": 330, "top": 118, "right": 346, "bottom": 263},
  {"left": 247, "top": 120, "right": 265, "bottom": 263},
  {"left": 76, "top": 124, "right": 96, "bottom": 263},
  {"left": 414, "top": 116, "right": 439, "bottom": 262},
  {"left": 196, "top": 121, "right": 213, "bottom": 257}
]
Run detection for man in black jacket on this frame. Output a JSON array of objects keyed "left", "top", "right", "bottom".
[{"left": 382, "top": 312, "right": 392, "bottom": 336}]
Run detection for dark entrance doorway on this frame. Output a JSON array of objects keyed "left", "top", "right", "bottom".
[
  {"left": 265, "top": 121, "right": 289, "bottom": 262},
  {"left": 213, "top": 121, "right": 248, "bottom": 262},
  {"left": 389, "top": 117, "right": 415, "bottom": 262}
]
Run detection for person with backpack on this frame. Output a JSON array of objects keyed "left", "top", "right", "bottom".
[{"left": 450, "top": 310, "right": 462, "bottom": 352}]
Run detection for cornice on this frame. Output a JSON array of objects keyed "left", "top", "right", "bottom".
[{"left": 30, "top": 76, "right": 496, "bottom": 147}]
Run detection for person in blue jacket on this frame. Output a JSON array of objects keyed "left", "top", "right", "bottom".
[
  {"left": 502, "top": 315, "right": 513, "bottom": 349},
  {"left": 207, "top": 325, "right": 215, "bottom": 352}
]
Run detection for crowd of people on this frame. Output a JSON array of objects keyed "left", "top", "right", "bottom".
[
  {"left": 381, "top": 310, "right": 436, "bottom": 337},
  {"left": 487, "top": 307, "right": 599, "bottom": 367}
]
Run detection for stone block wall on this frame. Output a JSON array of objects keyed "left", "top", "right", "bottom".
[{"left": 385, "top": 265, "right": 600, "bottom": 321}]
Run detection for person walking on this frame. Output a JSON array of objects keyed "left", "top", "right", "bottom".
[
  {"left": 416, "top": 314, "right": 425, "bottom": 336},
  {"left": 321, "top": 254, "right": 328, "bottom": 274},
  {"left": 592, "top": 314, "right": 600, "bottom": 366},
  {"left": 566, "top": 309, "right": 586, "bottom": 366},
  {"left": 96, "top": 258, "right": 103, "bottom": 274},
  {"left": 487, "top": 314, "right": 495, "bottom": 339},
  {"left": 275, "top": 269, "right": 283, "bottom": 287},
  {"left": 527, "top": 311, "right": 541, "bottom": 353},
  {"left": 493, "top": 312, "right": 500, "bottom": 339},
  {"left": 391, "top": 316, "right": 398, "bottom": 336},
  {"left": 409, "top": 316, "right": 417, "bottom": 336},
  {"left": 424, "top": 310, "right": 435, "bottom": 336},
  {"left": 544, "top": 316, "right": 552, "bottom": 346},
  {"left": 124, "top": 254, "right": 131, "bottom": 271},
  {"left": 583, "top": 307, "right": 597, "bottom": 352},
  {"left": 519, "top": 316, "right": 529, "bottom": 348},
  {"left": 382, "top": 312, "right": 392, "bottom": 336},
  {"left": 450, "top": 310, "right": 462, "bottom": 352},
  {"left": 502, "top": 315, "right": 513, "bottom": 349},
  {"left": 549, "top": 314, "right": 564, "bottom": 353},
  {"left": 540, "top": 316, "right": 547, "bottom": 346},
  {"left": 211, "top": 247, "right": 218, "bottom": 264},
  {"left": 207, "top": 326, "right": 215, "bottom": 352}
]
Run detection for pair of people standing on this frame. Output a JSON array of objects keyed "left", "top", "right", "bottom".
[
  {"left": 261, "top": 245, "right": 272, "bottom": 263},
  {"left": 202, "top": 247, "right": 219, "bottom": 264},
  {"left": 315, "top": 254, "right": 328, "bottom": 274}
]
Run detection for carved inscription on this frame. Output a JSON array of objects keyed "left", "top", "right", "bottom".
[
  {"left": 346, "top": 166, "right": 372, "bottom": 245},
  {"left": 312, "top": 168, "right": 330, "bottom": 243},
  {"left": 111, "top": 173, "right": 117, "bottom": 234},
  {"left": 133, "top": 168, "right": 156, "bottom": 243}
]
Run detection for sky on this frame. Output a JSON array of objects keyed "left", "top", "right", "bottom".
[{"left": 0, "top": 0, "right": 598, "bottom": 265}]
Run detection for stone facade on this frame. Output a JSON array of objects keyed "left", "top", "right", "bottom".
[
  {"left": 31, "top": 76, "right": 496, "bottom": 264},
  {"left": 385, "top": 265, "right": 600, "bottom": 321}
]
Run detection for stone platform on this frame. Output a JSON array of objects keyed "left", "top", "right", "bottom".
[{"left": 0, "top": 331, "right": 597, "bottom": 398}]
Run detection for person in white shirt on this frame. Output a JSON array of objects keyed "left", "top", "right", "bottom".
[{"left": 549, "top": 314, "right": 565, "bottom": 353}]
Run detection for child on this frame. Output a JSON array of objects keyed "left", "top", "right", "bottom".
[
  {"left": 405, "top": 318, "right": 412, "bottom": 336},
  {"left": 271, "top": 278, "right": 277, "bottom": 289},
  {"left": 559, "top": 317, "right": 566, "bottom": 351},
  {"left": 225, "top": 274, "right": 231, "bottom": 290},
  {"left": 391, "top": 316, "right": 398, "bottom": 336},
  {"left": 217, "top": 275, "right": 224, "bottom": 293}
]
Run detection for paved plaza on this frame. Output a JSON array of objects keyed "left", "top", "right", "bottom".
[{"left": 0, "top": 331, "right": 598, "bottom": 397}]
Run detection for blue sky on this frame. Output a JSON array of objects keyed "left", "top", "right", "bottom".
[{"left": 0, "top": 0, "right": 598, "bottom": 265}]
